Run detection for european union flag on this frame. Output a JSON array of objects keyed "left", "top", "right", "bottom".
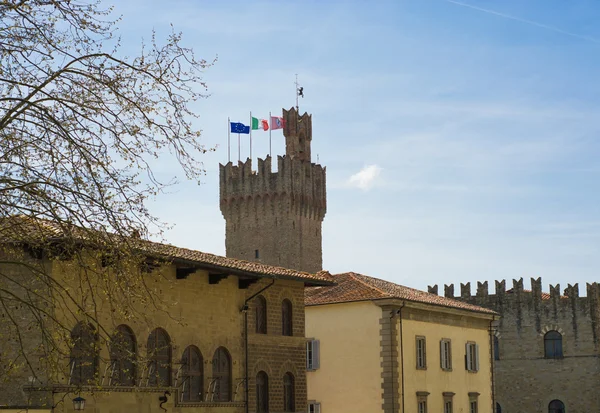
[{"left": 230, "top": 122, "right": 250, "bottom": 134}]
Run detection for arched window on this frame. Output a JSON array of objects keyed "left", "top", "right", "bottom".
[
  {"left": 147, "top": 328, "right": 171, "bottom": 386},
  {"left": 544, "top": 331, "right": 563, "bottom": 358},
  {"left": 110, "top": 325, "right": 136, "bottom": 386},
  {"left": 70, "top": 322, "right": 98, "bottom": 385},
  {"left": 548, "top": 400, "right": 565, "bottom": 413},
  {"left": 256, "top": 371, "right": 269, "bottom": 413},
  {"left": 256, "top": 295, "right": 267, "bottom": 334},
  {"left": 212, "top": 347, "right": 231, "bottom": 402},
  {"left": 496, "top": 402, "right": 501, "bottom": 413},
  {"left": 181, "top": 346, "right": 203, "bottom": 402},
  {"left": 494, "top": 335, "right": 500, "bottom": 361},
  {"left": 282, "top": 299, "right": 293, "bottom": 336},
  {"left": 283, "top": 372, "right": 295, "bottom": 412}
]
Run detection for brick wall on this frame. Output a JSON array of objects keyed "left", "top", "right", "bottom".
[
  {"left": 219, "top": 108, "right": 327, "bottom": 274},
  {"left": 247, "top": 279, "right": 306, "bottom": 413}
]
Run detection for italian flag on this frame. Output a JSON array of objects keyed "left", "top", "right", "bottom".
[{"left": 252, "top": 117, "right": 269, "bottom": 131}]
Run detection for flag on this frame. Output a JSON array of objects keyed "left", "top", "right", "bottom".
[
  {"left": 230, "top": 122, "right": 250, "bottom": 134},
  {"left": 252, "top": 117, "right": 269, "bottom": 131},
  {"left": 271, "top": 116, "right": 285, "bottom": 130}
]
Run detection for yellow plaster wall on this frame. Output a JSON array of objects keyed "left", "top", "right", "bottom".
[
  {"left": 400, "top": 307, "right": 493, "bottom": 413},
  {"left": 305, "top": 301, "right": 382, "bottom": 413},
  {"left": 48, "top": 258, "right": 247, "bottom": 389},
  {"left": 2, "top": 249, "right": 306, "bottom": 412}
]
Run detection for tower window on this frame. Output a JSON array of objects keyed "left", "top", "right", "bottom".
[
  {"left": 255, "top": 249, "right": 260, "bottom": 259},
  {"left": 544, "top": 330, "right": 563, "bottom": 358}
]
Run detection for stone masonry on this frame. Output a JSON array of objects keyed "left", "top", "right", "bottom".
[
  {"left": 246, "top": 278, "right": 307, "bottom": 413},
  {"left": 428, "top": 278, "right": 600, "bottom": 412},
  {"left": 219, "top": 107, "right": 327, "bottom": 274}
]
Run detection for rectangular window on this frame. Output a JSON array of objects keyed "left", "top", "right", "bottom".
[
  {"left": 440, "top": 339, "right": 452, "bottom": 370},
  {"left": 443, "top": 393, "right": 454, "bottom": 413},
  {"left": 307, "top": 401, "right": 321, "bottom": 413},
  {"left": 417, "top": 391, "right": 429, "bottom": 413},
  {"left": 416, "top": 336, "right": 427, "bottom": 369},
  {"left": 306, "top": 339, "right": 320, "bottom": 371},
  {"left": 465, "top": 342, "right": 480, "bottom": 372},
  {"left": 254, "top": 249, "right": 260, "bottom": 259},
  {"left": 469, "top": 392, "right": 479, "bottom": 413}
]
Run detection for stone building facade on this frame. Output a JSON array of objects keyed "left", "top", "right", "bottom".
[
  {"left": 219, "top": 107, "right": 327, "bottom": 274},
  {"left": 428, "top": 278, "right": 600, "bottom": 413},
  {"left": 0, "top": 218, "right": 333, "bottom": 413}
]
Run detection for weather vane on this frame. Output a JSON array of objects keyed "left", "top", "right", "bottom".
[{"left": 295, "top": 74, "right": 303, "bottom": 112}]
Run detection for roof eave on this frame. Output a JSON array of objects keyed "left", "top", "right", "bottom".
[
  {"left": 373, "top": 297, "right": 498, "bottom": 318},
  {"left": 170, "top": 257, "right": 335, "bottom": 286}
]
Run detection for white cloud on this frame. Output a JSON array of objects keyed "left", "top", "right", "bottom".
[{"left": 347, "top": 165, "right": 382, "bottom": 190}]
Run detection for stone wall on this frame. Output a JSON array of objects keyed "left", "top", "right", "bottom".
[
  {"left": 246, "top": 278, "right": 307, "bottom": 413},
  {"left": 428, "top": 278, "right": 600, "bottom": 412}
]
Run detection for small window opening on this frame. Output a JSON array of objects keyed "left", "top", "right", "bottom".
[{"left": 255, "top": 249, "right": 260, "bottom": 259}]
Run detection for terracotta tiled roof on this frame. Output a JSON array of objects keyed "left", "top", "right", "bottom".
[
  {"left": 0, "top": 216, "right": 334, "bottom": 286},
  {"left": 506, "top": 288, "right": 552, "bottom": 300},
  {"left": 139, "top": 240, "right": 334, "bottom": 285},
  {"left": 305, "top": 272, "right": 497, "bottom": 315}
]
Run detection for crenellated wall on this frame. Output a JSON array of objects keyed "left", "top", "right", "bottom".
[
  {"left": 428, "top": 278, "right": 600, "bottom": 413},
  {"left": 219, "top": 108, "right": 327, "bottom": 274},
  {"left": 219, "top": 156, "right": 326, "bottom": 221}
]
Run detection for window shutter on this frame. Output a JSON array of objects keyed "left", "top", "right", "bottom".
[
  {"left": 306, "top": 341, "right": 312, "bottom": 370},
  {"left": 313, "top": 340, "right": 320, "bottom": 370},
  {"left": 475, "top": 344, "right": 480, "bottom": 371},
  {"left": 423, "top": 339, "right": 427, "bottom": 367},
  {"left": 440, "top": 340, "right": 445, "bottom": 369},
  {"left": 465, "top": 343, "right": 470, "bottom": 370},
  {"left": 315, "top": 402, "right": 321, "bottom": 413}
]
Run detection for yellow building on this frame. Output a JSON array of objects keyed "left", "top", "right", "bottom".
[
  {"left": 0, "top": 217, "right": 334, "bottom": 413},
  {"left": 305, "top": 272, "right": 498, "bottom": 413}
]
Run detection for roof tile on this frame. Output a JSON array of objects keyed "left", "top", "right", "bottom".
[
  {"left": 305, "top": 272, "right": 497, "bottom": 315},
  {"left": 1, "top": 216, "right": 334, "bottom": 285}
]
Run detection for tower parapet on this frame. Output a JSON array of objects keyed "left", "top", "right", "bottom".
[{"left": 219, "top": 108, "right": 326, "bottom": 273}]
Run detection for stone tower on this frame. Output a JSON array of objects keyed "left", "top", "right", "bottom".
[{"left": 219, "top": 107, "right": 326, "bottom": 273}]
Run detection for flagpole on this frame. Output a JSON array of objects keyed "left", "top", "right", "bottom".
[
  {"left": 227, "top": 117, "right": 231, "bottom": 163},
  {"left": 295, "top": 74, "right": 299, "bottom": 112},
  {"left": 269, "top": 111, "right": 272, "bottom": 158},
  {"left": 238, "top": 133, "right": 240, "bottom": 162},
  {"left": 249, "top": 111, "right": 253, "bottom": 162}
]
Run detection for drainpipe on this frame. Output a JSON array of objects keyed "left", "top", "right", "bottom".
[
  {"left": 241, "top": 279, "right": 275, "bottom": 413},
  {"left": 399, "top": 305, "right": 405, "bottom": 413},
  {"left": 489, "top": 317, "right": 497, "bottom": 413}
]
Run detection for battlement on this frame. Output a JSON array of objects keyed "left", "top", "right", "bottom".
[
  {"left": 429, "top": 277, "right": 600, "bottom": 300},
  {"left": 219, "top": 156, "right": 326, "bottom": 220},
  {"left": 427, "top": 277, "right": 600, "bottom": 313}
]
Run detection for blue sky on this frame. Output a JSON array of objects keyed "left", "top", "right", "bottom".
[{"left": 112, "top": 0, "right": 600, "bottom": 296}]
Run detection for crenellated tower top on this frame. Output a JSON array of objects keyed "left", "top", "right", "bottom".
[{"left": 219, "top": 107, "right": 326, "bottom": 273}]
